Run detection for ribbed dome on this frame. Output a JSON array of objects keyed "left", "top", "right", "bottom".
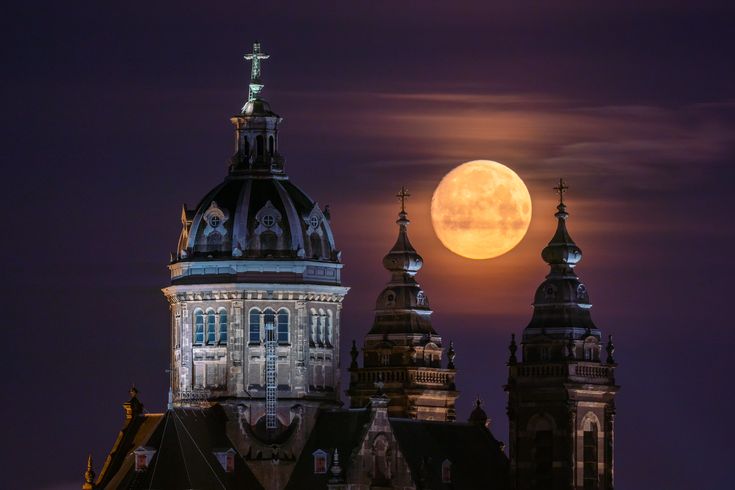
[{"left": 176, "top": 176, "right": 337, "bottom": 262}]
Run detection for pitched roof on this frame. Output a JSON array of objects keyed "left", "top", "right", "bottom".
[
  {"left": 98, "top": 406, "right": 263, "bottom": 489},
  {"left": 390, "top": 418, "right": 510, "bottom": 489},
  {"left": 285, "top": 408, "right": 372, "bottom": 489}
]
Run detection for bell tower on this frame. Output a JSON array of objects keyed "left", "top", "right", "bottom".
[
  {"left": 506, "top": 180, "right": 619, "bottom": 490},
  {"left": 348, "top": 187, "right": 458, "bottom": 421}
]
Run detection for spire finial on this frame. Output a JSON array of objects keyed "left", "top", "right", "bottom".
[
  {"left": 508, "top": 333, "right": 518, "bottom": 365},
  {"left": 83, "top": 453, "right": 95, "bottom": 489},
  {"left": 553, "top": 178, "right": 568, "bottom": 205},
  {"left": 396, "top": 185, "right": 411, "bottom": 214},
  {"left": 244, "top": 41, "right": 270, "bottom": 101}
]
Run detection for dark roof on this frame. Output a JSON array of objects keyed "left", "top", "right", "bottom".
[
  {"left": 98, "top": 406, "right": 263, "bottom": 490},
  {"left": 285, "top": 409, "right": 372, "bottom": 490},
  {"left": 390, "top": 419, "right": 510, "bottom": 490}
]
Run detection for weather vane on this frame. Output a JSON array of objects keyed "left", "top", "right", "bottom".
[
  {"left": 396, "top": 185, "right": 411, "bottom": 213},
  {"left": 244, "top": 41, "right": 270, "bottom": 101},
  {"left": 553, "top": 178, "right": 568, "bottom": 204}
]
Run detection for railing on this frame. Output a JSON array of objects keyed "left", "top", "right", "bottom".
[
  {"left": 514, "top": 363, "right": 613, "bottom": 380},
  {"left": 352, "top": 368, "right": 454, "bottom": 387}
]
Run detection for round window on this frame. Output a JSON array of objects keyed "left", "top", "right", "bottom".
[
  {"left": 310, "top": 216, "right": 320, "bottom": 228},
  {"left": 209, "top": 215, "right": 220, "bottom": 227},
  {"left": 262, "top": 215, "right": 275, "bottom": 227}
]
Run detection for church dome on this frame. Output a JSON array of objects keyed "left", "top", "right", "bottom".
[
  {"left": 177, "top": 176, "right": 337, "bottom": 262},
  {"left": 173, "top": 42, "right": 337, "bottom": 264}
]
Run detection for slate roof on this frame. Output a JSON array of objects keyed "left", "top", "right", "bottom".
[
  {"left": 390, "top": 419, "right": 510, "bottom": 489},
  {"left": 97, "top": 406, "right": 263, "bottom": 490},
  {"left": 285, "top": 408, "right": 372, "bottom": 490}
]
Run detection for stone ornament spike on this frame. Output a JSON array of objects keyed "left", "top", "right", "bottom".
[{"left": 82, "top": 453, "right": 95, "bottom": 489}]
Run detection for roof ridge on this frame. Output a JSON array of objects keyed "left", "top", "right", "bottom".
[{"left": 172, "top": 409, "right": 227, "bottom": 489}]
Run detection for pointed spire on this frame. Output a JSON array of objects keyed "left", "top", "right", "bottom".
[
  {"left": 329, "top": 448, "right": 344, "bottom": 482},
  {"left": 447, "top": 341, "right": 456, "bottom": 369},
  {"left": 350, "top": 340, "right": 359, "bottom": 369},
  {"left": 382, "top": 186, "right": 423, "bottom": 278},
  {"left": 508, "top": 333, "right": 518, "bottom": 365},
  {"left": 82, "top": 454, "right": 95, "bottom": 490},
  {"left": 606, "top": 335, "right": 616, "bottom": 364},
  {"left": 243, "top": 41, "right": 270, "bottom": 101},
  {"left": 542, "top": 178, "right": 582, "bottom": 270}
]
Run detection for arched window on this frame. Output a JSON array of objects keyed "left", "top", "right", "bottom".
[
  {"left": 206, "top": 310, "right": 216, "bottom": 345},
  {"left": 277, "top": 309, "right": 289, "bottom": 344},
  {"left": 256, "top": 135, "right": 264, "bottom": 157},
  {"left": 583, "top": 417, "right": 599, "bottom": 490},
  {"left": 218, "top": 309, "right": 228, "bottom": 344},
  {"left": 310, "top": 233, "right": 322, "bottom": 258},
  {"left": 249, "top": 309, "right": 261, "bottom": 344},
  {"left": 441, "top": 459, "right": 452, "bottom": 483},
  {"left": 268, "top": 135, "right": 274, "bottom": 155},
  {"left": 194, "top": 309, "right": 204, "bottom": 345},
  {"left": 372, "top": 434, "right": 391, "bottom": 482},
  {"left": 263, "top": 309, "right": 276, "bottom": 342},
  {"left": 312, "top": 449, "right": 327, "bottom": 474}
]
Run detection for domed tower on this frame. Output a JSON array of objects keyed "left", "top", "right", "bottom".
[
  {"left": 162, "top": 42, "right": 348, "bottom": 444},
  {"left": 347, "top": 187, "right": 458, "bottom": 421},
  {"left": 505, "top": 180, "right": 618, "bottom": 490}
]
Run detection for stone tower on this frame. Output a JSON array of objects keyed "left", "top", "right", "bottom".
[
  {"left": 161, "top": 42, "right": 349, "bottom": 481},
  {"left": 348, "top": 188, "right": 459, "bottom": 421},
  {"left": 505, "top": 180, "right": 618, "bottom": 490}
]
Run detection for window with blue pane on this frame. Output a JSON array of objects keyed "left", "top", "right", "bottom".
[
  {"left": 206, "top": 310, "right": 216, "bottom": 345},
  {"left": 277, "top": 310, "right": 289, "bottom": 344},
  {"left": 218, "top": 309, "right": 228, "bottom": 344},
  {"left": 249, "top": 310, "right": 261, "bottom": 343},
  {"left": 263, "top": 309, "right": 275, "bottom": 339},
  {"left": 194, "top": 310, "right": 204, "bottom": 345}
]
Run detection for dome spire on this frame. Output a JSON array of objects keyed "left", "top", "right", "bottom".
[
  {"left": 244, "top": 41, "right": 270, "bottom": 102},
  {"left": 382, "top": 186, "right": 423, "bottom": 278},
  {"left": 541, "top": 178, "right": 582, "bottom": 272}
]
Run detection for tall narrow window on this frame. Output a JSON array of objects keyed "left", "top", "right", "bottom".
[
  {"left": 268, "top": 135, "right": 274, "bottom": 155},
  {"left": 277, "top": 310, "right": 289, "bottom": 344},
  {"left": 194, "top": 310, "right": 204, "bottom": 345},
  {"left": 249, "top": 309, "right": 261, "bottom": 343},
  {"left": 310, "top": 310, "right": 318, "bottom": 345},
  {"left": 264, "top": 309, "right": 275, "bottom": 332},
  {"left": 206, "top": 310, "right": 216, "bottom": 345},
  {"left": 583, "top": 422, "right": 599, "bottom": 490},
  {"left": 533, "top": 430, "right": 553, "bottom": 489},
  {"left": 256, "top": 135, "right": 264, "bottom": 157},
  {"left": 318, "top": 310, "right": 326, "bottom": 346},
  {"left": 218, "top": 309, "right": 228, "bottom": 344},
  {"left": 441, "top": 459, "right": 452, "bottom": 483}
]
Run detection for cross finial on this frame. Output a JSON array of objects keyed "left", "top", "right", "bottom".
[
  {"left": 396, "top": 185, "right": 411, "bottom": 213},
  {"left": 553, "top": 178, "right": 568, "bottom": 204},
  {"left": 244, "top": 41, "right": 270, "bottom": 101}
]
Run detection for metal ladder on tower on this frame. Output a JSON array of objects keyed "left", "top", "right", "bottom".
[{"left": 265, "top": 321, "right": 277, "bottom": 429}]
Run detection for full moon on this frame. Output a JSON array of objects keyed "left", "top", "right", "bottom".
[{"left": 431, "top": 160, "right": 532, "bottom": 259}]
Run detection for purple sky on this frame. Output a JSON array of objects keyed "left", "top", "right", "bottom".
[{"left": 3, "top": 2, "right": 734, "bottom": 488}]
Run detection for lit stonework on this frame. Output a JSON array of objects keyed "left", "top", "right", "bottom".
[
  {"left": 505, "top": 180, "right": 619, "bottom": 490},
  {"left": 348, "top": 188, "right": 459, "bottom": 421}
]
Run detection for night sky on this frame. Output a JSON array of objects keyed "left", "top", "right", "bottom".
[{"left": 3, "top": 2, "right": 734, "bottom": 488}]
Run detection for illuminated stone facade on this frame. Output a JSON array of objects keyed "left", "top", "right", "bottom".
[{"left": 505, "top": 184, "right": 618, "bottom": 490}]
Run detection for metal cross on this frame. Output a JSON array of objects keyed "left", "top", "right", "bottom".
[
  {"left": 396, "top": 185, "right": 411, "bottom": 213},
  {"left": 553, "top": 178, "right": 568, "bottom": 204},
  {"left": 244, "top": 41, "right": 270, "bottom": 101}
]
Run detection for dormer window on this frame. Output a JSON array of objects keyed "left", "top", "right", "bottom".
[
  {"left": 313, "top": 449, "right": 328, "bottom": 474},
  {"left": 213, "top": 448, "right": 236, "bottom": 473},
  {"left": 133, "top": 446, "right": 156, "bottom": 472},
  {"left": 442, "top": 459, "right": 452, "bottom": 483}
]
